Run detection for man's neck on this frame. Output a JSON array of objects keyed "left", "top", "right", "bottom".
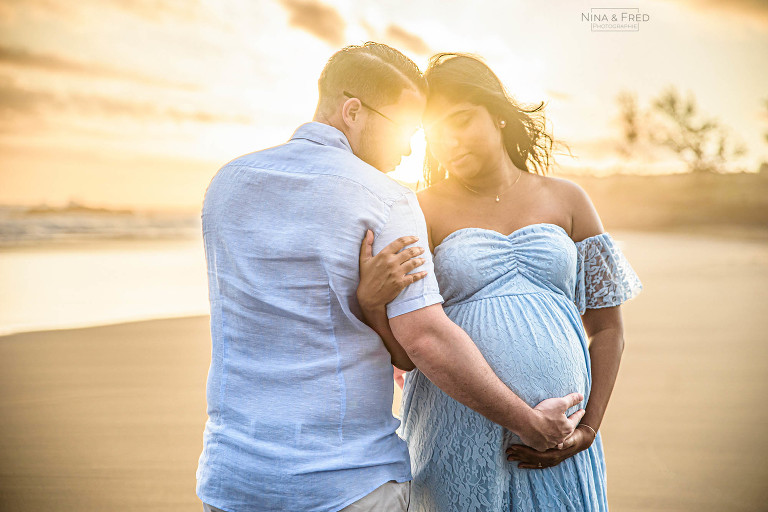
[
  {"left": 312, "top": 111, "right": 353, "bottom": 146},
  {"left": 313, "top": 112, "right": 339, "bottom": 129}
]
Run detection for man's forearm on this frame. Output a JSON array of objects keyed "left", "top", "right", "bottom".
[{"left": 390, "top": 305, "right": 536, "bottom": 435}]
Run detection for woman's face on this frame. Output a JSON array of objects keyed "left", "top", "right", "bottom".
[{"left": 423, "top": 94, "right": 504, "bottom": 181}]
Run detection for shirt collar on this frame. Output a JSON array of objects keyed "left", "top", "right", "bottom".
[{"left": 290, "top": 122, "right": 353, "bottom": 153}]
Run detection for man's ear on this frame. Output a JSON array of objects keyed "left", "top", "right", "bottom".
[{"left": 341, "top": 98, "right": 364, "bottom": 128}]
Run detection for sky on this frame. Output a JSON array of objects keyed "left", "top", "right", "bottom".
[{"left": 0, "top": 0, "right": 766, "bottom": 210}]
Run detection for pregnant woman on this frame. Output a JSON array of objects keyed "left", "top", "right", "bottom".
[{"left": 357, "top": 53, "right": 642, "bottom": 511}]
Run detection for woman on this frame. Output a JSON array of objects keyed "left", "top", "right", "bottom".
[{"left": 357, "top": 53, "right": 642, "bottom": 511}]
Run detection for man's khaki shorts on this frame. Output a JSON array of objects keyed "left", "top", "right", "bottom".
[
  {"left": 340, "top": 480, "right": 411, "bottom": 512},
  {"left": 202, "top": 479, "right": 411, "bottom": 512}
]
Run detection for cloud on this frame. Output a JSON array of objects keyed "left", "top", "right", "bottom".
[
  {"left": 0, "top": 46, "right": 197, "bottom": 89},
  {"left": 107, "top": 0, "right": 207, "bottom": 22},
  {"left": 0, "top": 78, "right": 249, "bottom": 124},
  {"left": 669, "top": 0, "right": 768, "bottom": 26},
  {"left": 545, "top": 89, "right": 571, "bottom": 101},
  {"left": 384, "top": 25, "right": 432, "bottom": 55},
  {"left": 278, "top": 0, "right": 346, "bottom": 46},
  {"left": 0, "top": 0, "right": 69, "bottom": 21},
  {"left": 0, "top": 0, "right": 208, "bottom": 24}
]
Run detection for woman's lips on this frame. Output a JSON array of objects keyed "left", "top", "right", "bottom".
[{"left": 449, "top": 153, "right": 470, "bottom": 166}]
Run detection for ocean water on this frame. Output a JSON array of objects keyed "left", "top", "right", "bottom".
[
  {"left": 0, "top": 207, "right": 210, "bottom": 335},
  {"left": 0, "top": 238, "right": 210, "bottom": 336},
  {"left": 0, "top": 205, "right": 200, "bottom": 247}
]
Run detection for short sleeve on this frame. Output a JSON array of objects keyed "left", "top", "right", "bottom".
[
  {"left": 574, "top": 232, "right": 642, "bottom": 315},
  {"left": 373, "top": 191, "right": 444, "bottom": 319}
]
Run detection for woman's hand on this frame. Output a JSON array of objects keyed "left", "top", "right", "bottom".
[
  {"left": 506, "top": 424, "right": 595, "bottom": 469},
  {"left": 357, "top": 230, "right": 428, "bottom": 312}
]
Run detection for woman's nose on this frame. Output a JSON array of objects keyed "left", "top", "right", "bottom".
[
  {"left": 430, "top": 133, "right": 459, "bottom": 149},
  {"left": 436, "top": 131, "right": 460, "bottom": 148}
]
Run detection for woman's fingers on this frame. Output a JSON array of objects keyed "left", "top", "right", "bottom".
[
  {"left": 380, "top": 235, "right": 419, "bottom": 256},
  {"left": 559, "top": 430, "right": 579, "bottom": 450},
  {"left": 395, "top": 245, "right": 425, "bottom": 265},
  {"left": 358, "top": 233, "right": 426, "bottom": 302},
  {"left": 508, "top": 449, "right": 561, "bottom": 469},
  {"left": 508, "top": 427, "right": 588, "bottom": 469},
  {"left": 401, "top": 257, "right": 426, "bottom": 274},
  {"left": 518, "top": 452, "right": 568, "bottom": 469},
  {"left": 506, "top": 445, "right": 537, "bottom": 462},
  {"left": 518, "top": 463, "right": 546, "bottom": 470},
  {"left": 359, "top": 232, "right": 419, "bottom": 266},
  {"left": 407, "top": 271, "right": 428, "bottom": 284},
  {"left": 396, "top": 271, "right": 428, "bottom": 290}
]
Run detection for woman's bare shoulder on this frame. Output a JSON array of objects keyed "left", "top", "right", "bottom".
[
  {"left": 416, "top": 180, "right": 451, "bottom": 211},
  {"left": 541, "top": 176, "right": 604, "bottom": 241}
]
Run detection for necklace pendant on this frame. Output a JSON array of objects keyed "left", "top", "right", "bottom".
[{"left": 495, "top": 195, "right": 500, "bottom": 203}]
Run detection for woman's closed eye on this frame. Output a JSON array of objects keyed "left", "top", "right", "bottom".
[
  {"left": 450, "top": 113, "right": 472, "bottom": 129},
  {"left": 425, "top": 112, "right": 472, "bottom": 140}
]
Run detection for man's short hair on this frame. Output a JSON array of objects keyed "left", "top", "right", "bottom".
[{"left": 317, "top": 42, "right": 427, "bottom": 115}]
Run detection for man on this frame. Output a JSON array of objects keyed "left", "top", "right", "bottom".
[{"left": 196, "top": 42, "right": 584, "bottom": 512}]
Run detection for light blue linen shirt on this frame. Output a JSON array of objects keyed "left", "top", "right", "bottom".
[{"left": 196, "top": 122, "right": 443, "bottom": 512}]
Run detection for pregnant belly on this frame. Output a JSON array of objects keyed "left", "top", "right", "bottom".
[{"left": 446, "top": 292, "right": 590, "bottom": 409}]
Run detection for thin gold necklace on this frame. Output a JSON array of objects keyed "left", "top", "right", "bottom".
[{"left": 453, "top": 167, "right": 523, "bottom": 203}]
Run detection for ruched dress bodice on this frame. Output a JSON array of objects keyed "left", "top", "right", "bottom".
[{"left": 399, "top": 223, "right": 642, "bottom": 512}]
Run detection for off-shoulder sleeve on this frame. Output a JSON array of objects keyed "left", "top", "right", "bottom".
[{"left": 574, "top": 232, "right": 642, "bottom": 315}]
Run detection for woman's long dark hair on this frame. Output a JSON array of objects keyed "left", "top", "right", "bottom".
[{"left": 423, "top": 53, "right": 557, "bottom": 187}]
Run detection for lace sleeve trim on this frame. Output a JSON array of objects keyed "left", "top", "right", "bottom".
[{"left": 574, "top": 232, "right": 642, "bottom": 315}]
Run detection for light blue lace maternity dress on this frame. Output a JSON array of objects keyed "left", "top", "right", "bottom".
[{"left": 400, "top": 223, "right": 642, "bottom": 511}]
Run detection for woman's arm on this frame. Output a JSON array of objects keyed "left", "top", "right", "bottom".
[
  {"left": 359, "top": 304, "right": 415, "bottom": 371},
  {"left": 507, "top": 306, "right": 624, "bottom": 468},
  {"left": 579, "top": 306, "right": 624, "bottom": 433},
  {"left": 357, "top": 230, "right": 426, "bottom": 370},
  {"left": 508, "top": 179, "right": 624, "bottom": 468},
  {"left": 568, "top": 180, "right": 624, "bottom": 436}
]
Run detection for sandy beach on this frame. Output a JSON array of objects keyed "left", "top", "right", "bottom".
[{"left": 1, "top": 229, "right": 767, "bottom": 511}]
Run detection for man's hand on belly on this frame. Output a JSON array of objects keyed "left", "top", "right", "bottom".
[{"left": 516, "top": 392, "right": 586, "bottom": 452}]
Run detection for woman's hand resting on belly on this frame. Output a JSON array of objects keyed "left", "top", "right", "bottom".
[{"left": 506, "top": 423, "right": 596, "bottom": 469}]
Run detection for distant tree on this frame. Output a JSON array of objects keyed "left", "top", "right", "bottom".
[
  {"left": 649, "top": 87, "right": 745, "bottom": 173},
  {"left": 764, "top": 98, "right": 768, "bottom": 144},
  {"left": 616, "top": 91, "right": 640, "bottom": 157}
]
